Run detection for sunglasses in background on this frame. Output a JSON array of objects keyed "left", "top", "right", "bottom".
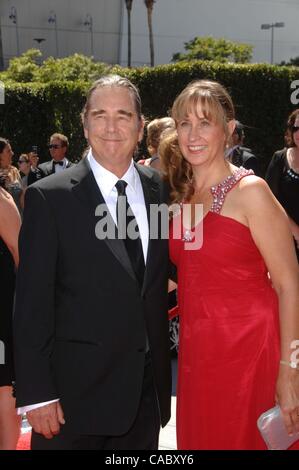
[
  {"left": 291, "top": 126, "right": 299, "bottom": 133},
  {"left": 18, "top": 159, "right": 28, "bottom": 164},
  {"left": 48, "top": 144, "right": 64, "bottom": 149}
]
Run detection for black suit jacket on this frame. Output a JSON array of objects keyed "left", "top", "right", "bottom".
[
  {"left": 14, "top": 159, "right": 171, "bottom": 435},
  {"left": 230, "top": 146, "right": 262, "bottom": 176},
  {"left": 27, "top": 167, "right": 45, "bottom": 186},
  {"left": 38, "top": 159, "right": 74, "bottom": 177}
]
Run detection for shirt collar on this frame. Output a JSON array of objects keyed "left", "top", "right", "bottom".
[
  {"left": 52, "top": 157, "right": 67, "bottom": 165},
  {"left": 87, "top": 150, "right": 138, "bottom": 197}
]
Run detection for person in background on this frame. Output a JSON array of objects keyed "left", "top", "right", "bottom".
[
  {"left": 138, "top": 117, "right": 175, "bottom": 171},
  {"left": 0, "top": 172, "right": 22, "bottom": 449},
  {"left": 18, "top": 154, "right": 31, "bottom": 186},
  {"left": 266, "top": 109, "right": 299, "bottom": 262},
  {"left": 0, "top": 138, "right": 24, "bottom": 216},
  {"left": 160, "top": 79, "right": 299, "bottom": 450},
  {"left": 18, "top": 154, "right": 31, "bottom": 208},
  {"left": 38, "top": 133, "right": 73, "bottom": 176},
  {"left": 27, "top": 147, "right": 45, "bottom": 186},
  {"left": 225, "top": 120, "right": 261, "bottom": 176}
]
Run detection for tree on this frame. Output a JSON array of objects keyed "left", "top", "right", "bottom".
[
  {"left": 172, "top": 36, "right": 253, "bottom": 64},
  {"left": 0, "top": 49, "right": 109, "bottom": 83},
  {"left": 279, "top": 56, "right": 299, "bottom": 66},
  {"left": 144, "top": 0, "right": 156, "bottom": 67},
  {"left": 2, "top": 48, "right": 41, "bottom": 82},
  {"left": 125, "top": 0, "right": 134, "bottom": 67}
]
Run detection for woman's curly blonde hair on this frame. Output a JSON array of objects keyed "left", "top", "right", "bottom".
[{"left": 160, "top": 80, "right": 235, "bottom": 204}]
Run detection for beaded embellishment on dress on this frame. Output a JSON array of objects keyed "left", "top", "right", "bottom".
[
  {"left": 210, "top": 167, "right": 254, "bottom": 214},
  {"left": 181, "top": 167, "right": 254, "bottom": 241},
  {"left": 286, "top": 168, "right": 299, "bottom": 180}
]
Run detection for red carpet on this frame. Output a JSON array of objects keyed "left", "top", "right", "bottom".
[{"left": 16, "top": 432, "right": 31, "bottom": 450}]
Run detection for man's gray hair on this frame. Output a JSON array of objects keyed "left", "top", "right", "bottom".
[{"left": 82, "top": 74, "right": 142, "bottom": 123}]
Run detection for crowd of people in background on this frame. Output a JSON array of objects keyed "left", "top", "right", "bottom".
[{"left": 0, "top": 75, "right": 299, "bottom": 450}]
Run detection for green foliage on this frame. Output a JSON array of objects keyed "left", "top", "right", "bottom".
[
  {"left": 37, "top": 54, "right": 110, "bottom": 82},
  {"left": 280, "top": 56, "right": 299, "bottom": 67},
  {"left": 0, "top": 59, "right": 298, "bottom": 173},
  {"left": 1, "top": 49, "right": 41, "bottom": 82},
  {"left": 172, "top": 36, "right": 253, "bottom": 64},
  {"left": 0, "top": 49, "right": 111, "bottom": 83}
]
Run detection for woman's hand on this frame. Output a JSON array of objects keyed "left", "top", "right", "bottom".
[{"left": 275, "top": 364, "right": 299, "bottom": 435}]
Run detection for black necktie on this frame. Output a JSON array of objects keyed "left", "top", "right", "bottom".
[
  {"left": 115, "top": 180, "right": 145, "bottom": 288},
  {"left": 53, "top": 161, "right": 64, "bottom": 166}
]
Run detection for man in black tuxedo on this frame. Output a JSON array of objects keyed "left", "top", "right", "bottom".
[
  {"left": 38, "top": 133, "right": 74, "bottom": 176},
  {"left": 14, "top": 75, "right": 172, "bottom": 450},
  {"left": 226, "top": 121, "right": 262, "bottom": 176}
]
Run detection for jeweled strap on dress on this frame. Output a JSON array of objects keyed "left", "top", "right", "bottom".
[{"left": 210, "top": 167, "right": 254, "bottom": 214}]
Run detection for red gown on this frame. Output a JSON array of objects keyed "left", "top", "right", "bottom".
[{"left": 169, "top": 168, "right": 290, "bottom": 450}]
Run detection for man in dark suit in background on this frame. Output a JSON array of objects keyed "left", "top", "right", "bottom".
[
  {"left": 14, "top": 75, "right": 172, "bottom": 450},
  {"left": 226, "top": 121, "right": 262, "bottom": 176},
  {"left": 38, "top": 133, "right": 74, "bottom": 176}
]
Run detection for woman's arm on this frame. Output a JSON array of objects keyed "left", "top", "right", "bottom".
[
  {"left": 240, "top": 176, "right": 299, "bottom": 434},
  {"left": 0, "top": 189, "right": 21, "bottom": 266},
  {"left": 288, "top": 217, "right": 299, "bottom": 249}
]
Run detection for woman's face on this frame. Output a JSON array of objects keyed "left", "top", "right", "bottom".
[
  {"left": 0, "top": 144, "right": 13, "bottom": 169},
  {"left": 293, "top": 116, "right": 299, "bottom": 148},
  {"left": 176, "top": 103, "right": 233, "bottom": 168}
]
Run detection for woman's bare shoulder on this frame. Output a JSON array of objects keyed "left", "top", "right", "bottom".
[
  {"left": 239, "top": 174, "right": 272, "bottom": 197},
  {"left": 238, "top": 174, "right": 284, "bottom": 216},
  {"left": 0, "top": 187, "right": 16, "bottom": 212}
]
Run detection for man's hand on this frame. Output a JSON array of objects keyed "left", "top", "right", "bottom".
[{"left": 27, "top": 402, "right": 65, "bottom": 439}]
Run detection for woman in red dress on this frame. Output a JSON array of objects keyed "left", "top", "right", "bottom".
[{"left": 160, "top": 80, "right": 299, "bottom": 450}]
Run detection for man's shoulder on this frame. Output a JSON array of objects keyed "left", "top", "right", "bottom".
[
  {"left": 135, "top": 163, "right": 169, "bottom": 202},
  {"left": 239, "top": 146, "right": 255, "bottom": 157},
  {"left": 38, "top": 161, "right": 51, "bottom": 170},
  {"left": 30, "top": 160, "right": 84, "bottom": 193},
  {"left": 135, "top": 162, "right": 162, "bottom": 183}
]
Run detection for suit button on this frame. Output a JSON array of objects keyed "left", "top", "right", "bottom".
[{"left": 11, "top": 381, "right": 16, "bottom": 398}]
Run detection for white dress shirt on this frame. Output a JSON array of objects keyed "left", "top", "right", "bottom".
[
  {"left": 18, "top": 151, "right": 149, "bottom": 415},
  {"left": 88, "top": 151, "right": 149, "bottom": 261},
  {"left": 53, "top": 157, "right": 69, "bottom": 173}
]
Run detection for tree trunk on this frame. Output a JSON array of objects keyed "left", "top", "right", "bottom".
[
  {"left": 125, "top": 0, "right": 133, "bottom": 67},
  {"left": 128, "top": 9, "right": 132, "bottom": 67},
  {"left": 147, "top": 7, "right": 154, "bottom": 67},
  {"left": 0, "top": 22, "right": 4, "bottom": 70}
]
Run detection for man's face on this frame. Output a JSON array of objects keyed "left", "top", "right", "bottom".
[
  {"left": 83, "top": 86, "right": 144, "bottom": 174},
  {"left": 49, "top": 138, "right": 67, "bottom": 161}
]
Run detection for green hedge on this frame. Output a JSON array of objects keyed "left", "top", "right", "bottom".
[{"left": 1, "top": 61, "right": 299, "bottom": 173}]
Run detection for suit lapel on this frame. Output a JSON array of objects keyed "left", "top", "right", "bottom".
[
  {"left": 47, "top": 161, "right": 54, "bottom": 175},
  {"left": 71, "top": 159, "right": 137, "bottom": 282},
  {"left": 134, "top": 164, "right": 161, "bottom": 295}
]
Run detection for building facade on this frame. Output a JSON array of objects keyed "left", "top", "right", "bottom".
[
  {"left": 0, "top": 0, "right": 123, "bottom": 67},
  {"left": 0, "top": 0, "right": 298, "bottom": 69},
  {"left": 120, "top": 0, "right": 299, "bottom": 66}
]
